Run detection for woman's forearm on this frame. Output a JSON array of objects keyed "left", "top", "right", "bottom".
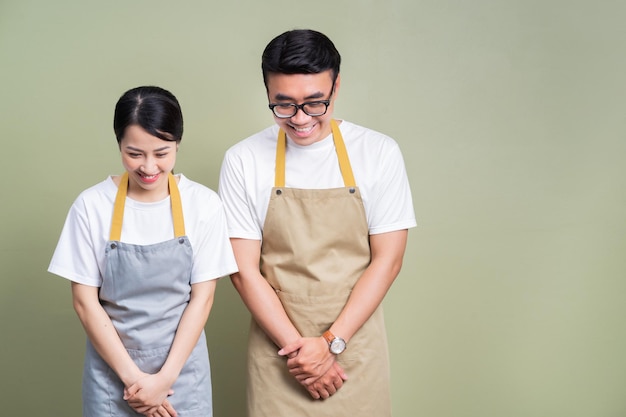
[
  {"left": 158, "top": 280, "right": 217, "bottom": 384},
  {"left": 71, "top": 282, "right": 142, "bottom": 386}
]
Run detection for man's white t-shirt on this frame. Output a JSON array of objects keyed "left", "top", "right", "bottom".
[{"left": 219, "top": 120, "right": 416, "bottom": 240}]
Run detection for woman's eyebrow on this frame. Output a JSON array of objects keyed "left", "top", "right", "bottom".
[{"left": 124, "top": 145, "right": 172, "bottom": 152}]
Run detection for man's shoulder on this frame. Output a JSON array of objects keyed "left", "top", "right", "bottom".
[
  {"left": 227, "top": 125, "right": 278, "bottom": 152},
  {"left": 340, "top": 120, "right": 399, "bottom": 149},
  {"left": 223, "top": 125, "right": 279, "bottom": 166}
]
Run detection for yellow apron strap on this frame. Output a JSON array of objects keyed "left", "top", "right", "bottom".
[
  {"left": 274, "top": 120, "right": 356, "bottom": 188},
  {"left": 331, "top": 119, "right": 356, "bottom": 187},
  {"left": 109, "top": 173, "right": 128, "bottom": 241},
  {"left": 168, "top": 173, "right": 186, "bottom": 238},
  {"left": 109, "top": 172, "right": 185, "bottom": 241},
  {"left": 275, "top": 129, "right": 287, "bottom": 187}
]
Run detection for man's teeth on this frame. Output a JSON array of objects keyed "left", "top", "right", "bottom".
[{"left": 294, "top": 126, "right": 312, "bottom": 133}]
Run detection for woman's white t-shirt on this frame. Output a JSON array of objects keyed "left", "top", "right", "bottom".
[{"left": 49, "top": 174, "right": 238, "bottom": 287}]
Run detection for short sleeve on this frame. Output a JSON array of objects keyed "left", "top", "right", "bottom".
[
  {"left": 188, "top": 190, "right": 239, "bottom": 283},
  {"left": 367, "top": 140, "right": 416, "bottom": 235},
  {"left": 218, "top": 149, "right": 264, "bottom": 240},
  {"left": 48, "top": 197, "right": 104, "bottom": 287}
]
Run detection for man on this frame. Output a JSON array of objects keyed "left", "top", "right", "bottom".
[{"left": 218, "top": 29, "right": 416, "bottom": 417}]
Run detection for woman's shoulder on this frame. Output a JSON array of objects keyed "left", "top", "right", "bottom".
[
  {"left": 177, "top": 175, "right": 227, "bottom": 226},
  {"left": 72, "top": 176, "right": 117, "bottom": 207},
  {"left": 177, "top": 174, "right": 220, "bottom": 202}
]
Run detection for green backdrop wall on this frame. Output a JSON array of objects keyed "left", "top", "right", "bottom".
[{"left": 1, "top": 1, "right": 625, "bottom": 416}]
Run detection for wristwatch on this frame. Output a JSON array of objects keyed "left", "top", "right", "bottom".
[{"left": 322, "top": 330, "right": 347, "bottom": 355}]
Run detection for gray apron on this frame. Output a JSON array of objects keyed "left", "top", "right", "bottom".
[
  {"left": 82, "top": 172, "right": 212, "bottom": 417},
  {"left": 247, "top": 120, "right": 392, "bottom": 417}
]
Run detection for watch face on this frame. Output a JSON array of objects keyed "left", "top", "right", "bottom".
[{"left": 330, "top": 338, "right": 346, "bottom": 354}]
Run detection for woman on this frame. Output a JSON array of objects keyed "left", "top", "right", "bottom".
[{"left": 49, "top": 86, "right": 238, "bottom": 417}]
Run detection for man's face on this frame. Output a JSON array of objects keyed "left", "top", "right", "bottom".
[{"left": 266, "top": 70, "right": 340, "bottom": 146}]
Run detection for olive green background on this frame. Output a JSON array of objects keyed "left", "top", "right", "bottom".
[{"left": 1, "top": 1, "right": 625, "bottom": 416}]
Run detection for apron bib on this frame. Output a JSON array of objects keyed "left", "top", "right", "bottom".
[
  {"left": 82, "top": 172, "right": 212, "bottom": 417},
  {"left": 247, "top": 120, "right": 392, "bottom": 417}
]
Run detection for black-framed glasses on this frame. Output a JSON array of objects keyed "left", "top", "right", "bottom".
[
  {"left": 268, "top": 99, "right": 331, "bottom": 118},
  {"left": 268, "top": 85, "right": 335, "bottom": 119}
]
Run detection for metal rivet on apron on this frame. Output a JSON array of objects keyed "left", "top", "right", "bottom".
[
  {"left": 179, "top": 238, "right": 185, "bottom": 244},
  {"left": 276, "top": 189, "right": 282, "bottom": 195},
  {"left": 110, "top": 243, "right": 117, "bottom": 249},
  {"left": 349, "top": 188, "right": 356, "bottom": 194}
]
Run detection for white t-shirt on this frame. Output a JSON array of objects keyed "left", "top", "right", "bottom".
[
  {"left": 218, "top": 120, "right": 416, "bottom": 240},
  {"left": 48, "top": 174, "right": 238, "bottom": 287}
]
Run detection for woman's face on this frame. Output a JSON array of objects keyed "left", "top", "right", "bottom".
[{"left": 119, "top": 125, "right": 178, "bottom": 202}]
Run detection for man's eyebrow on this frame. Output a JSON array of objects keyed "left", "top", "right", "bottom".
[{"left": 273, "top": 91, "right": 325, "bottom": 102}]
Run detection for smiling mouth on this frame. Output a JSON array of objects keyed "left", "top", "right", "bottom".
[
  {"left": 291, "top": 124, "right": 315, "bottom": 135},
  {"left": 138, "top": 172, "right": 160, "bottom": 183}
]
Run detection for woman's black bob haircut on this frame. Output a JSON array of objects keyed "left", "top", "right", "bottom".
[{"left": 113, "top": 86, "right": 183, "bottom": 145}]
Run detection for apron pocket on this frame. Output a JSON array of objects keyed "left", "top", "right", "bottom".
[
  {"left": 126, "top": 339, "right": 212, "bottom": 416},
  {"left": 275, "top": 290, "right": 351, "bottom": 337},
  {"left": 169, "top": 338, "right": 212, "bottom": 415},
  {"left": 276, "top": 290, "right": 389, "bottom": 367}
]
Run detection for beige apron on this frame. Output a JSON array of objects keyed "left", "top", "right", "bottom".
[{"left": 247, "top": 120, "right": 392, "bottom": 417}]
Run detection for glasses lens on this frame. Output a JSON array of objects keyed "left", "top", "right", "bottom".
[
  {"left": 303, "top": 102, "right": 328, "bottom": 116},
  {"left": 273, "top": 104, "right": 296, "bottom": 118}
]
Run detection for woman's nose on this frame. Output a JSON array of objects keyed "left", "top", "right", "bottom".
[{"left": 142, "top": 157, "right": 157, "bottom": 172}]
